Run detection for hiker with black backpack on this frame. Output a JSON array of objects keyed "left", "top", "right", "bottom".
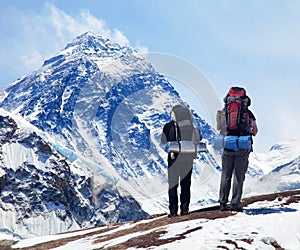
[
  {"left": 218, "top": 87, "right": 258, "bottom": 212},
  {"left": 161, "top": 105, "right": 202, "bottom": 217}
]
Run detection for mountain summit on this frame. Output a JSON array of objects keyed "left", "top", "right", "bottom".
[{"left": 0, "top": 32, "right": 217, "bottom": 238}]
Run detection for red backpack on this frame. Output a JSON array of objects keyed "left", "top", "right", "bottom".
[{"left": 224, "top": 87, "right": 251, "bottom": 136}]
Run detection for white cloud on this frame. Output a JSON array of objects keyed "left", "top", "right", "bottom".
[
  {"left": 0, "top": 3, "right": 139, "bottom": 82},
  {"left": 46, "top": 5, "right": 129, "bottom": 47},
  {"left": 135, "top": 45, "right": 149, "bottom": 54},
  {"left": 20, "top": 51, "right": 44, "bottom": 70},
  {"left": 110, "top": 29, "right": 130, "bottom": 47}
]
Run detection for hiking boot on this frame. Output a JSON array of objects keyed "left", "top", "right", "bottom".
[
  {"left": 231, "top": 204, "right": 243, "bottom": 212},
  {"left": 180, "top": 210, "right": 189, "bottom": 216},
  {"left": 168, "top": 213, "right": 178, "bottom": 218},
  {"left": 220, "top": 203, "right": 228, "bottom": 211}
]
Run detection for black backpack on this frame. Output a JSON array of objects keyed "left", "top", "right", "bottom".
[{"left": 169, "top": 105, "right": 201, "bottom": 155}]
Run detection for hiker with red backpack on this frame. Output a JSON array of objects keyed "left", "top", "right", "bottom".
[
  {"left": 161, "top": 105, "right": 202, "bottom": 217},
  {"left": 218, "top": 87, "right": 258, "bottom": 212}
]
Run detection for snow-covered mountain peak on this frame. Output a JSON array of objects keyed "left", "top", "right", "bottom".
[
  {"left": 66, "top": 31, "right": 130, "bottom": 52},
  {"left": 43, "top": 31, "right": 136, "bottom": 71},
  {"left": 0, "top": 31, "right": 299, "bottom": 239},
  {"left": 0, "top": 31, "right": 216, "bottom": 237}
]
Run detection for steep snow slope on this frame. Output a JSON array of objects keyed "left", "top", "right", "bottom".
[
  {"left": 0, "top": 32, "right": 219, "bottom": 216},
  {"left": 0, "top": 109, "right": 147, "bottom": 238}
]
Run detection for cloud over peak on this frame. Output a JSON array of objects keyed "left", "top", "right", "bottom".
[{"left": 0, "top": 3, "right": 137, "bottom": 84}]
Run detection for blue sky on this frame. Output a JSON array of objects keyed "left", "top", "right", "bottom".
[{"left": 0, "top": 0, "right": 300, "bottom": 152}]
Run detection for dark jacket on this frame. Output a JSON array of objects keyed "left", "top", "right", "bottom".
[
  {"left": 161, "top": 121, "right": 177, "bottom": 144},
  {"left": 161, "top": 121, "right": 200, "bottom": 162}
]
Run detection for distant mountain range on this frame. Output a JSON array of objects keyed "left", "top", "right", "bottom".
[{"left": 0, "top": 32, "right": 299, "bottom": 238}]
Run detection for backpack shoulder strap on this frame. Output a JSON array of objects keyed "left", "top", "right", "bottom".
[{"left": 174, "top": 121, "right": 181, "bottom": 141}]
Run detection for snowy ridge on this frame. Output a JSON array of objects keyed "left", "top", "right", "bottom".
[
  {"left": 250, "top": 137, "right": 300, "bottom": 175},
  {"left": 249, "top": 137, "right": 300, "bottom": 194},
  {"left": 6, "top": 190, "right": 300, "bottom": 250}
]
